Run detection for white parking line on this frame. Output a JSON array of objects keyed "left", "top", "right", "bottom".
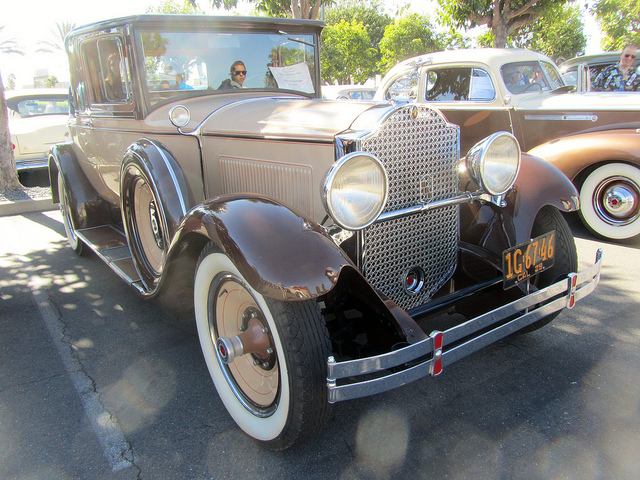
[{"left": 30, "top": 283, "right": 134, "bottom": 472}]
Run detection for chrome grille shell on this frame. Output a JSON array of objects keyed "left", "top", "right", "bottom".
[{"left": 344, "top": 105, "right": 461, "bottom": 311}]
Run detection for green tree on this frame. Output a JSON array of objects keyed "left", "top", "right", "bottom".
[
  {"left": 513, "top": 3, "right": 586, "bottom": 61},
  {"left": 438, "top": 0, "right": 570, "bottom": 48},
  {"left": 44, "top": 76, "right": 58, "bottom": 88},
  {"left": 148, "top": 0, "right": 205, "bottom": 14},
  {"left": 6, "top": 73, "right": 15, "bottom": 91},
  {"left": 0, "top": 26, "right": 25, "bottom": 191},
  {"left": 592, "top": 0, "right": 640, "bottom": 50},
  {"left": 204, "top": 0, "right": 331, "bottom": 19},
  {"left": 321, "top": 19, "right": 378, "bottom": 83},
  {"left": 324, "top": 1, "right": 393, "bottom": 50},
  {"left": 477, "top": 2, "right": 586, "bottom": 61},
  {"left": 37, "top": 21, "right": 76, "bottom": 54},
  {"left": 378, "top": 14, "right": 444, "bottom": 74}
]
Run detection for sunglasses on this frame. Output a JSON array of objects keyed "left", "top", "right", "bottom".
[
  {"left": 624, "top": 54, "right": 636, "bottom": 59},
  {"left": 232, "top": 70, "right": 247, "bottom": 76}
]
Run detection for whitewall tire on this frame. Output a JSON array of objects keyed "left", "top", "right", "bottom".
[{"left": 579, "top": 163, "right": 640, "bottom": 241}]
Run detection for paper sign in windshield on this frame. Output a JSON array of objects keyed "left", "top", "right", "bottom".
[{"left": 269, "top": 63, "right": 314, "bottom": 93}]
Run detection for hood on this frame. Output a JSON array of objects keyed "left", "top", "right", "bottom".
[{"left": 149, "top": 94, "right": 383, "bottom": 141}]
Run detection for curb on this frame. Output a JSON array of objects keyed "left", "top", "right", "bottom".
[{"left": 0, "top": 197, "right": 57, "bottom": 216}]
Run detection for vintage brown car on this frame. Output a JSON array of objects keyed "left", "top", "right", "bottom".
[
  {"left": 377, "top": 48, "right": 640, "bottom": 241},
  {"left": 51, "top": 15, "right": 602, "bottom": 449}
]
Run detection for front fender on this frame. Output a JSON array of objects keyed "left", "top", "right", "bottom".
[
  {"left": 48, "top": 142, "right": 111, "bottom": 229},
  {"left": 171, "top": 195, "right": 355, "bottom": 302},
  {"left": 528, "top": 129, "right": 640, "bottom": 182},
  {"left": 461, "top": 153, "right": 579, "bottom": 249},
  {"left": 512, "top": 152, "right": 579, "bottom": 244}
]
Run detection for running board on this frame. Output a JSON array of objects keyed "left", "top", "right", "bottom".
[{"left": 75, "top": 225, "right": 145, "bottom": 293}]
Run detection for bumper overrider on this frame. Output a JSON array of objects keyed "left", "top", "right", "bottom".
[{"left": 327, "top": 248, "right": 603, "bottom": 403}]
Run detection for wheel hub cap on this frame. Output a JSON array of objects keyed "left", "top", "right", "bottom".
[
  {"left": 148, "top": 200, "right": 164, "bottom": 249},
  {"left": 595, "top": 176, "right": 640, "bottom": 226}
]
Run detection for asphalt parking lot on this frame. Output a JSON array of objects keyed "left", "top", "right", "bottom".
[{"left": 1, "top": 206, "right": 639, "bottom": 479}]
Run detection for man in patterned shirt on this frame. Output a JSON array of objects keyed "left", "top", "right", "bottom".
[{"left": 592, "top": 44, "right": 639, "bottom": 92}]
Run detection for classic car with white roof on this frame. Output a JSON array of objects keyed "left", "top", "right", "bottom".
[
  {"left": 377, "top": 48, "right": 640, "bottom": 241},
  {"left": 7, "top": 88, "right": 70, "bottom": 175},
  {"left": 50, "top": 17, "right": 601, "bottom": 449}
]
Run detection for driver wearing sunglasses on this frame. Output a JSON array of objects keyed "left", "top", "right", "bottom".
[
  {"left": 592, "top": 44, "right": 639, "bottom": 92},
  {"left": 218, "top": 60, "right": 247, "bottom": 90}
]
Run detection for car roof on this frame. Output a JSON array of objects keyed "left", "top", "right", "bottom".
[
  {"left": 397, "top": 48, "right": 550, "bottom": 68},
  {"left": 383, "top": 48, "right": 554, "bottom": 80},
  {"left": 560, "top": 52, "right": 620, "bottom": 68},
  {"left": 67, "top": 14, "right": 326, "bottom": 39},
  {"left": 5, "top": 88, "right": 69, "bottom": 100},
  {"left": 559, "top": 52, "right": 640, "bottom": 72}
]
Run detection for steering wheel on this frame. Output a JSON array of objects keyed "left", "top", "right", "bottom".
[{"left": 523, "top": 82, "right": 543, "bottom": 92}]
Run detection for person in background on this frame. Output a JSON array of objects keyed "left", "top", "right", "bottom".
[
  {"left": 592, "top": 45, "right": 640, "bottom": 91},
  {"left": 217, "top": 61, "right": 247, "bottom": 90}
]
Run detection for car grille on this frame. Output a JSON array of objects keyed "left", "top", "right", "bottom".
[{"left": 360, "top": 105, "right": 460, "bottom": 311}]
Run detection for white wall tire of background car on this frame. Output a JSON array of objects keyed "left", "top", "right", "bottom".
[
  {"left": 57, "top": 171, "right": 85, "bottom": 256},
  {"left": 193, "top": 244, "right": 331, "bottom": 450},
  {"left": 579, "top": 163, "right": 640, "bottom": 241}
]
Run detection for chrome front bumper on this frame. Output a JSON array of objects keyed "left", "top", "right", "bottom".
[
  {"left": 16, "top": 157, "right": 49, "bottom": 172},
  {"left": 327, "top": 248, "right": 603, "bottom": 403}
]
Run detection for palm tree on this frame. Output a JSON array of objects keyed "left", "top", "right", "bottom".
[
  {"left": 1, "top": 26, "right": 25, "bottom": 191},
  {"left": 37, "top": 21, "right": 76, "bottom": 54}
]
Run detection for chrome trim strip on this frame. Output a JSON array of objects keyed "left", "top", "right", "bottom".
[
  {"left": 146, "top": 139, "right": 188, "bottom": 218},
  {"left": 327, "top": 248, "right": 603, "bottom": 403},
  {"left": 523, "top": 114, "right": 598, "bottom": 122},
  {"left": 376, "top": 192, "right": 481, "bottom": 223},
  {"left": 16, "top": 158, "right": 49, "bottom": 171}
]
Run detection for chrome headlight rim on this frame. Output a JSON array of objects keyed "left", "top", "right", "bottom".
[
  {"left": 322, "top": 152, "right": 389, "bottom": 231},
  {"left": 169, "top": 104, "right": 191, "bottom": 128},
  {"left": 466, "top": 131, "right": 521, "bottom": 196}
]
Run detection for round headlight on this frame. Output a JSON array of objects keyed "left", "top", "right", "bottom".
[
  {"left": 466, "top": 132, "right": 521, "bottom": 195},
  {"left": 322, "top": 153, "right": 388, "bottom": 230}
]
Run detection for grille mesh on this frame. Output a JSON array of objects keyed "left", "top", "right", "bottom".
[{"left": 360, "top": 106, "right": 460, "bottom": 311}]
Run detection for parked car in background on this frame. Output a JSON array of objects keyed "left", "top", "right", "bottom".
[
  {"left": 559, "top": 52, "right": 640, "bottom": 88},
  {"left": 377, "top": 48, "right": 640, "bottom": 241},
  {"left": 51, "top": 16, "right": 601, "bottom": 450},
  {"left": 7, "top": 89, "right": 69, "bottom": 175},
  {"left": 335, "top": 86, "right": 377, "bottom": 100}
]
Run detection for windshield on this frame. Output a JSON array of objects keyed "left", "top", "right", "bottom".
[
  {"left": 7, "top": 95, "right": 69, "bottom": 118},
  {"left": 501, "top": 61, "right": 565, "bottom": 94},
  {"left": 137, "top": 29, "right": 318, "bottom": 107}
]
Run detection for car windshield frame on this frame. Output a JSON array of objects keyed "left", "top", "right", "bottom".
[
  {"left": 7, "top": 94, "right": 70, "bottom": 118},
  {"left": 133, "top": 26, "right": 321, "bottom": 112}
]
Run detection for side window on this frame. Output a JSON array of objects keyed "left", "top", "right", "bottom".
[
  {"left": 541, "top": 61, "right": 564, "bottom": 89},
  {"left": 385, "top": 71, "right": 419, "bottom": 102},
  {"left": 425, "top": 68, "right": 474, "bottom": 101},
  {"left": 469, "top": 68, "right": 496, "bottom": 101},
  {"left": 81, "top": 37, "right": 132, "bottom": 106}
]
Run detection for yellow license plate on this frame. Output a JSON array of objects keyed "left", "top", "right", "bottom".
[{"left": 502, "top": 231, "right": 556, "bottom": 289}]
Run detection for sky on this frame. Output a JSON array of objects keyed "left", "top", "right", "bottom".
[{"left": 2, "top": 0, "right": 604, "bottom": 89}]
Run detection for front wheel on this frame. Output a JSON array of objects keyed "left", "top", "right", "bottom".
[
  {"left": 579, "top": 163, "right": 640, "bottom": 241},
  {"left": 194, "top": 244, "right": 332, "bottom": 450},
  {"left": 519, "top": 206, "right": 578, "bottom": 333}
]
